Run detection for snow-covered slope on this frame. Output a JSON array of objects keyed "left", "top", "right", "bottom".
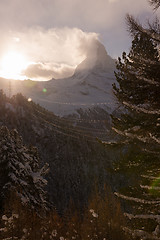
[{"left": 0, "top": 40, "right": 117, "bottom": 116}]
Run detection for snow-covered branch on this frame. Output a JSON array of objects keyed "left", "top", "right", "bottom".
[
  {"left": 115, "top": 192, "right": 160, "bottom": 204},
  {"left": 123, "top": 101, "right": 160, "bottom": 114},
  {"left": 112, "top": 127, "right": 149, "bottom": 143}
]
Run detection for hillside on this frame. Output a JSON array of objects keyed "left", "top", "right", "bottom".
[
  {"left": 0, "top": 93, "right": 160, "bottom": 239},
  {"left": 0, "top": 91, "right": 115, "bottom": 211}
]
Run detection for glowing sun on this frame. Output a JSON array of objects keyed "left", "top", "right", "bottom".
[{"left": 0, "top": 51, "right": 28, "bottom": 79}]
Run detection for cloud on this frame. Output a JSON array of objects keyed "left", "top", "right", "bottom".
[
  {"left": 2, "top": 27, "right": 98, "bottom": 80},
  {"left": 0, "top": 0, "right": 156, "bottom": 59},
  {"left": 23, "top": 62, "right": 75, "bottom": 80},
  {"left": 17, "top": 27, "right": 98, "bottom": 64},
  {"left": 0, "top": 0, "right": 153, "bottom": 30},
  {"left": 0, "top": 0, "right": 158, "bottom": 78}
]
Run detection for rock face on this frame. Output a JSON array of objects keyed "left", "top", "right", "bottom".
[{"left": 0, "top": 40, "right": 117, "bottom": 116}]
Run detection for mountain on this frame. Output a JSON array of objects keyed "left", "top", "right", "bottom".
[
  {"left": 0, "top": 92, "right": 113, "bottom": 211},
  {"left": 0, "top": 40, "right": 117, "bottom": 116},
  {"left": 74, "top": 39, "right": 115, "bottom": 75},
  {"left": 34, "top": 40, "right": 117, "bottom": 116}
]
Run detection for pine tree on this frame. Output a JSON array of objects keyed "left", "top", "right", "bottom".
[
  {"left": 113, "top": 11, "right": 160, "bottom": 154},
  {"left": 149, "top": 0, "right": 160, "bottom": 10},
  {"left": 111, "top": 3, "right": 160, "bottom": 238},
  {"left": 0, "top": 126, "right": 49, "bottom": 212}
]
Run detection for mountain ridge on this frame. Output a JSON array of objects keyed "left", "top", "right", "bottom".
[
  {"left": 74, "top": 39, "right": 115, "bottom": 77},
  {"left": 0, "top": 40, "right": 117, "bottom": 116}
]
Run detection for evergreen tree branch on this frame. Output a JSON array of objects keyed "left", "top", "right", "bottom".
[
  {"left": 126, "top": 14, "right": 160, "bottom": 42},
  {"left": 123, "top": 101, "right": 160, "bottom": 114},
  {"left": 149, "top": 0, "right": 160, "bottom": 10}
]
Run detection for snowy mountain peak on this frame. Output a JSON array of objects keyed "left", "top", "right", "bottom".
[
  {"left": 0, "top": 40, "right": 117, "bottom": 116},
  {"left": 74, "top": 40, "right": 115, "bottom": 77}
]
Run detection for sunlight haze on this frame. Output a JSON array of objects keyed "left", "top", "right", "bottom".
[{"left": 0, "top": 0, "right": 158, "bottom": 80}]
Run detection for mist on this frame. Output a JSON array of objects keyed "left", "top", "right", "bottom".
[
  {"left": 0, "top": 28, "right": 99, "bottom": 80},
  {"left": 0, "top": 0, "right": 156, "bottom": 59}
]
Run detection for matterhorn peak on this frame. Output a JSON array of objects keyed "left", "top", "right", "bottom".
[
  {"left": 74, "top": 40, "right": 115, "bottom": 77},
  {"left": 0, "top": 39, "right": 117, "bottom": 116}
]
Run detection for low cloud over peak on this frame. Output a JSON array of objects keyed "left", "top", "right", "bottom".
[
  {"left": 0, "top": 28, "right": 99, "bottom": 80},
  {"left": 0, "top": 1, "right": 154, "bottom": 56},
  {"left": 23, "top": 62, "right": 76, "bottom": 80},
  {"left": 0, "top": 0, "right": 156, "bottom": 80}
]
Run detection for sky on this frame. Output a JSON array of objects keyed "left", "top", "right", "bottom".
[{"left": 0, "top": 0, "right": 159, "bottom": 80}]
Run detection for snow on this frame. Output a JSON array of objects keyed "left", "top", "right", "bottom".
[
  {"left": 112, "top": 127, "right": 148, "bottom": 143},
  {"left": 149, "top": 133, "right": 160, "bottom": 144},
  {"left": 141, "top": 175, "right": 158, "bottom": 180},
  {"left": 0, "top": 126, "right": 48, "bottom": 210},
  {"left": 123, "top": 101, "right": 160, "bottom": 115},
  {"left": 0, "top": 227, "right": 7, "bottom": 232},
  {"left": 153, "top": 225, "right": 160, "bottom": 236},
  {"left": 33, "top": 68, "right": 116, "bottom": 116},
  {"left": 90, "top": 209, "right": 98, "bottom": 218},
  {"left": 2, "top": 215, "right": 8, "bottom": 221},
  {"left": 115, "top": 192, "right": 160, "bottom": 204},
  {"left": 51, "top": 230, "right": 57, "bottom": 237},
  {"left": 128, "top": 69, "right": 159, "bottom": 86},
  {"left": 124, "top": 213, "right": 160, "bottom": 222},
  {"left": 5, "top": 103, "right": 16, "bottom": 113},
  {"left": 140, "top": 185, "right": 160, "bottom": 191},
  {"left": 124, "top": 226, "right": 160, "bottom": 240},
  {"left": 0, "top": 41, "right": 117, "bottom": 116},
  {"left": 136, "top": 75, "right": 159, "bottom": 86},
  {"left": 31, "top": 172, "right": 47, "bottom": 185}
]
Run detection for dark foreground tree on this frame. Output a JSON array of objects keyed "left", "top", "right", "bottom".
[
  {"left": 113, "top": 7, "right": 160, "bottom": 154},
  {"left": 111, "top": 2, "right": 160, "bottom": 239},
  {"left": 0, "top": 126, "right": 49, "bottom": 212},
  {"left": 0, "top": 186, "right": 129, "bottom": 240}
]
